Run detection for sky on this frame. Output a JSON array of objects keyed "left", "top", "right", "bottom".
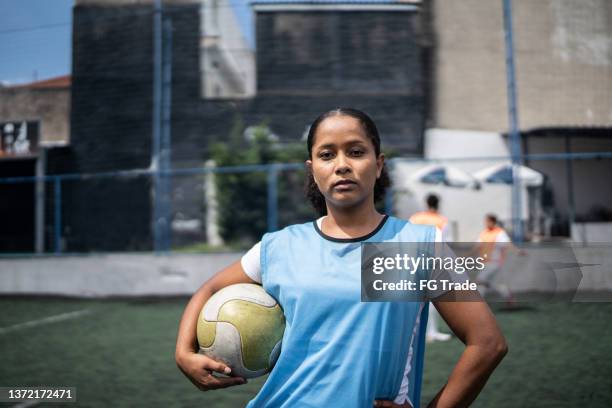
[
  {"left": 0, "top": 0, "right": 73, "bottom": 85},
  {"left": 0, "top": 0, "right": 253, "bottom": 86}
]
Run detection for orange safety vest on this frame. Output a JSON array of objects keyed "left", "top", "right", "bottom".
[
  {"left": 478, "top": 226, "right": 506, "bottom": 262},
  {"left": 409, "top": 210, "right": 448, "bottom": 230}
]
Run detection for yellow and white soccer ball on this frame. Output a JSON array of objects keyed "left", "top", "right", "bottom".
[{"left": 197, "top": 283, "right": 285, "bottom": 379}]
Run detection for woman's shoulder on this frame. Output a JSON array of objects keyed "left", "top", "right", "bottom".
[
  {"left": 261, "top": 219, "right": 318, "bottom": 242},
  {"left": 384, "top": 215, "right": 437, "bottom": 239}
]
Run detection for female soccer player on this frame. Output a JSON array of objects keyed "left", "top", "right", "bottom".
[{"left": 175, "top": 108, "right": 507, "bottom": 408}]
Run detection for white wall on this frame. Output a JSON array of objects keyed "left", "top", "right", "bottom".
[
  {"left": 572, "top": 222, "right": 612, "bottom": 244},
  {"left": 0, "top": 253, "right": 239, "bottom": 297},
  {"left": 1, "top": 250, "right": 610, "bottom": 298}
]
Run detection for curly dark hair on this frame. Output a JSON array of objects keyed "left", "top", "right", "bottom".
[{"left": 304, "top": 108, "right": 391, "bottom": 216}]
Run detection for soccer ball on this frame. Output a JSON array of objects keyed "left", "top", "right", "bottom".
[{"left": 197, "top": 283, "right": 285, "bottom": 379}]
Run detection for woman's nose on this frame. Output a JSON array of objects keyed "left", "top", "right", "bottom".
[{"left": 335, "top": 154, "right": 352, "bottom": 174}]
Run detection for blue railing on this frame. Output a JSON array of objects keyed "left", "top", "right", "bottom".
[{"left": 1, "top": 152, "right": 612, "bottom": 254}]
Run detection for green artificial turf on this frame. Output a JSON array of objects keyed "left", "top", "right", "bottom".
[{"left": 0, "top": 298, "right": 610, "bottom": 407}]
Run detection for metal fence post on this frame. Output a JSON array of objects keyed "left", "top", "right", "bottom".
[
  {"left": 267, "top": 164, "right": 279, "bottom": 232},
  {"left": 152, "top": 0, "right": 163, "bottom": 253},
  {"left": 152, "top": 1, "right": 173, "bottom": 253},
  {"left": 35, "top": 149, "right": 46, "bottom": 253},
  {"left": 565, "top": 136, "right": 576, "bottom": 235},
  {"left": 385, "top": 160, "right": 394, "bottom": 215},
  {"left": 161, "top": 16, "right": 173, "bottom": 251},
  {"left": 502, "top": 0, "right": 524, "bottom": 243},
  {"left": 54, "top": 176, "right": 62, "bottom": 254}
]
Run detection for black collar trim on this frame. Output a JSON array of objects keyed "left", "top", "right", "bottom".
[{"left": 313, "top": 214, "right": 389, "bottom": 243}]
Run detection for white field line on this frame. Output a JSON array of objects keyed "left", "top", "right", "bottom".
[
  {"left": 0, "top": 309, "right": 91, "bottom": 335},
  {"left": 12, "top": 400, "right": 39, "bottom": 408}
]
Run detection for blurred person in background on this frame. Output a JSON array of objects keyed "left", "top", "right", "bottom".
[
  {"left": 476, "top": 214, "right": 514, "bottom": 305},
  {"left": 410, "top": 194, "right": 452, "bottom": 342},
  {"left": 409, "top": 194, "right": 451, "bottom": 241}
]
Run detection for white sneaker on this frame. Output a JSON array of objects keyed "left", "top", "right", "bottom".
[{"left": 426, "top": 332, "right": 452, "bottom": 343}]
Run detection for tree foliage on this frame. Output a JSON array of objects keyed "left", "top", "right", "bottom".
[{"left": 210, "top": 123, "right": 315, "bottom": 245}]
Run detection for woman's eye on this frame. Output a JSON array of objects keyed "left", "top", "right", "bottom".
[
  {"left": 319, "top": 151, "right": 334, "bottom": 159},
  {"left": 350, "top": 149, "right": 364, "bottom": 157}
]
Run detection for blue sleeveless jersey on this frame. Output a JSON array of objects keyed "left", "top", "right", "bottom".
[{"left": 246, "top": 216, "right": 435, "bottom": 408}]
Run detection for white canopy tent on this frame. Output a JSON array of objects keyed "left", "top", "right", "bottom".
[
  {"left": 410, "top": 164, "right": 478, "bottom": 188},
  {"left": 472, "top": 163, "right": 544, "bottom": 187}
]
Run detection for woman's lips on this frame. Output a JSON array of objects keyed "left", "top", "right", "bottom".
[{"left": 333, "top": 180, "right": 357, "bottom": 190}]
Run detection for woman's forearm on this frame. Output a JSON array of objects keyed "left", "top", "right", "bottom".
[
  {"left": 175, "top": 283, "right": 214, "bottom": 360},
  {"left": 175, "top": 260, "right": 254, "bottom": 363},
  {"left": 428, "top": 340, "right": 508, "bottom": 407}
]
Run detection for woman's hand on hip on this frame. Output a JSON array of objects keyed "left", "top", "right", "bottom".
[{"left": 373, "top": 399, "right": 413, "bottom": 408}]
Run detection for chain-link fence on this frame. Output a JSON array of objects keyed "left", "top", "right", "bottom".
[{"left": 1, "top": 151, "right": 611, "bottom": 254}]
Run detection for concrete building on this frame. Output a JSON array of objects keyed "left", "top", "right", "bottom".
[
  {"left": 0, "top": 76, "right": 71, "bottom": 147},
  {"left": 395, "top": 0, "right": 612, "bottom": 240},
  {"left": 201, "top": 0, "right": 255, "bottom": 98},
  {"left": 432, "top": 0, "right": 612, "bottom": 131},
  {"left": 0, "top": 76, "right": 71, "bottom": 252},
  {"left": 246, "top": 0, "right": 427, "bottom": 152},
  {"left": 64, "top": 0, "right": 206, "bottom": 251}
]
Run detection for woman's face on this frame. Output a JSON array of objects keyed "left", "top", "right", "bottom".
[{"left": 306, "top": 115, "right": 384, "bottom": 210}]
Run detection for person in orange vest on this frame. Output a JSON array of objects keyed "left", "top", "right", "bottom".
[
  {"left": 476, "top": 214, "right": 514, "bottom": 303},
  {"left": 409, "top": 194, "right": 450, "bottom": 241},
  {"left": 409, "top": 194, "right": 452, "bottom": 342}
]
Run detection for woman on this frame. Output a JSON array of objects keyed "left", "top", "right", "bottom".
[{"left": 175, "top": 108, "right": 507, "bottom": 407}]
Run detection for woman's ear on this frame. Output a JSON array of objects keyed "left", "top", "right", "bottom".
[
  {"left": 305, "top": 159, "right": 317, "bottom": 184},
  {"left": 376, "top": 153, "right": 385, "bottom": 178}
]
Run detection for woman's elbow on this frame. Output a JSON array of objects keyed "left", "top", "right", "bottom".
[
  {"left": 494, "top": 337, "right": 509, "bottom": 360},
  {"left": 488, "top": 334, "right": 508, "bottom": 363},
  {"left": 479, "top": 332, "right": 508, "bottom": 362}
]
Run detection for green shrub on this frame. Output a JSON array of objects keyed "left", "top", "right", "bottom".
[{"left": 210, "top": 124, "right": 315, "bottom": 245}]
